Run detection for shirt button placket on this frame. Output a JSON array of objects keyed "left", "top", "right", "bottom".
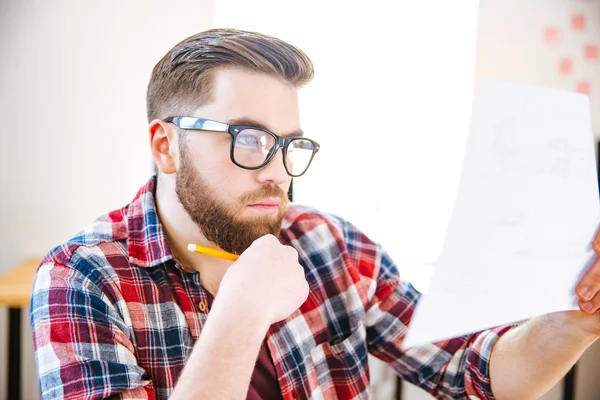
[{"left": 193, "top": 274, "right": 209, "bottom": 329}]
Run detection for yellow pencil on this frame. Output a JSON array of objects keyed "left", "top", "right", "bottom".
[{"left": 187, "top": 243, "right": 239, "bottom": 261}]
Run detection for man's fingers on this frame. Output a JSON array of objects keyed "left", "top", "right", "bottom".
[
  {"left": 577, "top": 258, "right": 600, "bottom": 302},
  {"left": 579, "top": 291, "right": 600, "bottom": 314},
  {"left": 577, "top": 285, "right": 595, "bottom": 301},
  {"left": 576, "top": 226, "right": 600, "bottom": 310}
]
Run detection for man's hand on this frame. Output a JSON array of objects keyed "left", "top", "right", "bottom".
[
  {"left": 171, "top": 235, "right": 309, "bottom": 400},
  {"left": 545, "top": 229, "right": 600, "bottom": 339},
  {"left": 568, "top": 228, "right": 600, "bottom": 337},
  {"left": 218, "top": 234, "right": 310, "bottom": 325},
  {"left": 489, "top": 229, "right": 600, "bottom": 399}
]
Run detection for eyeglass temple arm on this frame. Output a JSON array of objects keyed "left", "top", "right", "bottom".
[{"left": 163, "top": 117, "right": 230, "bottom": 132}]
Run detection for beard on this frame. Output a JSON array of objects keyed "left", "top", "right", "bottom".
[{"left": 175, "top": 145, "right": 289, "bottom": 255}]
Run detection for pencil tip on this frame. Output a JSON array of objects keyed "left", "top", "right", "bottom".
[{"left": 187, "top": 243, "right": 196, "bottom": 252}]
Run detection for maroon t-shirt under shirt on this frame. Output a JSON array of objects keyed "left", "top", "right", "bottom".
[{"left": 205, "top": 292, "right": 282, "bottom": 399}]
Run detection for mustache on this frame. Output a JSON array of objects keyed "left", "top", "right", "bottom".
[{"left": 239, "top": 185, "right": 288, "bottom": 204}]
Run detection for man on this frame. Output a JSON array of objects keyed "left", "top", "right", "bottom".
[{"left": 31, "top": 28, "right": 600, "bottom": 400}]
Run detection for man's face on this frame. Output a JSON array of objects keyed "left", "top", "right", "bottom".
[{"left": 175, "top": 68, "right": 300, "bottom": 254}]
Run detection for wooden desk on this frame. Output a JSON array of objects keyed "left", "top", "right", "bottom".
[{"left": 0, "top": 258, "right": 41, "bottom": 400}]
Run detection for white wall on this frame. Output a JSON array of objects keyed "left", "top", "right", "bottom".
[
  {"left": 476, "top": 0, "right": 600, "bottom": 134},
  {"left": 0, "top": 1, "right": 215, "bottom": 398}
]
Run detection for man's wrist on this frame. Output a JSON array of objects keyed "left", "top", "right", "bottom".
[
  {"left": 541, "top": 311, "right": 600, "bottom": 344},
  {"left": 212, "top": 291, "right": 272, "bottom": 333}
]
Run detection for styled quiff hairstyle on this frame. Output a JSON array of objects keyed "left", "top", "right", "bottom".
[{"left": 146, "top": 28, "right": 314, "bottom": 122}]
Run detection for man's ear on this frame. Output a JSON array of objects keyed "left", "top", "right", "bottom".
[{"left": 149, "top": 119, "right": 178, "bottom": 174}]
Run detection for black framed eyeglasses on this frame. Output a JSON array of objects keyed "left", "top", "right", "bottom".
[{"left": 164, "top": 116, "right": 320, "bottom": 177}]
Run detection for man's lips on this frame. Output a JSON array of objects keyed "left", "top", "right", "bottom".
[{"left": 248, "top": 197, "right": 283, "bottom": 207}]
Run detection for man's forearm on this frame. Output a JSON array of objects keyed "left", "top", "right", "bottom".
[
  {"left": 489, "top": 312, "right": 597, "bottom": 399},
  {"left": 170, "top": 297, "right": 270, "bottom": 400}
]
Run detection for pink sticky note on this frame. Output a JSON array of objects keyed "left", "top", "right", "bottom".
[
  {"left": 544, "top": 27, "right": 559, "bottom": 43},
  {"left": 584, "top": 44, "right": 598, "bottom": 60},
  {"left": 559, "top": 58, "right": 573, "bottom": 75},
  {"left": 572, "top": 14, "right": 585, "bottom": 30},
  {"left": 576, "top": 81, "right": 591, "bottom": 95}
]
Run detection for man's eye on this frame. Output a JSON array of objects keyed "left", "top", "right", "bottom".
[{"left": 239, "top": 135, "right": 259, "bottom": 146}]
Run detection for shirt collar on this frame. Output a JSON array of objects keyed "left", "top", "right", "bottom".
[{"left": 127, "top": 175, "right": 175, "bottom": 268}]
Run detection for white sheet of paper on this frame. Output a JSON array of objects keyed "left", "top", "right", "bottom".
[{"left": 403, "top": 79, "right": 599, "bottom": 348}]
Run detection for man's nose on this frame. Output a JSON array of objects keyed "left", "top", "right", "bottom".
[{"left": 255, "top": 147, "right": 289, "bottom": 185}]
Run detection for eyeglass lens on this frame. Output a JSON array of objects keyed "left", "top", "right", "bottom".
[{"left": 233, "top": 128, "right": 315, "bottom": 176}]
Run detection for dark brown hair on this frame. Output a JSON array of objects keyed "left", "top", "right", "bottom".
[{"left": 146, "top": 28, "right": 314, "bottom": 122}]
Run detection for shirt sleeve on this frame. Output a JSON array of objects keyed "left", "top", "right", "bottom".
[
  {"left": 30, "top": 260, "right": 155, "bottom": 400},
  {"left": 340, "top": 219, "right": 513, "bottom": 399}
]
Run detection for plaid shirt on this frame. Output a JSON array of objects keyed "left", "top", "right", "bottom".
[{"left": 31, "top": 176, "right": 510, "bottom": 400}]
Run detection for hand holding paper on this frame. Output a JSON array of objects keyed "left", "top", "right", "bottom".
[{"left": 404, "top": 79, "right": 600, "bottom": 348}]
